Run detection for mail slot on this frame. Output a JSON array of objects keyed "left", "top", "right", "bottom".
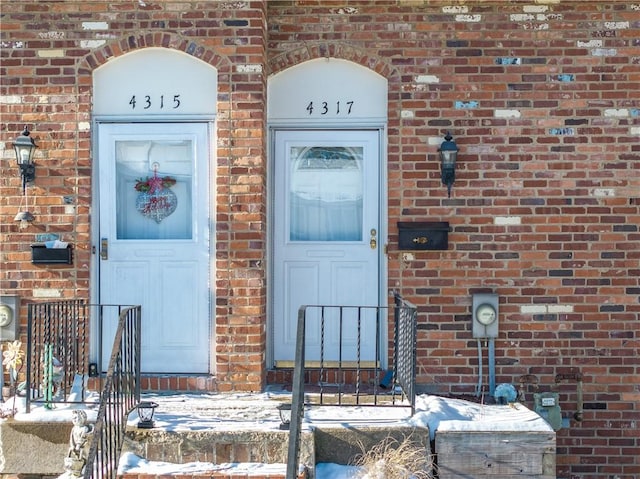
[
  {"left": 397, "top": 222, "right": 450, "bottom": 251},
  {"left": 31, "top": 244, "right": 73, "bottom": 264}
]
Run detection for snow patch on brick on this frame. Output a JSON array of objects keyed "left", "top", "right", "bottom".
[
  {"left": 521, "top": 305, "right": 547, "bottom": 314},
  {"left": 548, "top": 304, "right": 574, "bottom": 314},
  {"left": 511, "top": 13, "right": 535, "bottom": 22},
  {"left": 592, "top": 188, "right": 615, "bottom": 197},
  {"left": 402, "top": 252, "right": 415, "bottom": 262},
  {"left": 34, "top": 289, "right": 63, "bottom": 298},
  {"left": 331, "top": 7, "right": 359, "bottom": 14},
  {"left": 604, "top": 21, "right": 629, "bottom": 30},
  {"left": 604, "top": 109, "right": 629, "bottom": 118},
  {"left": 456, "top": 100, "right": 479, "bottom": 109},
  {"left": 494, "top": 109, "right": 521, "bottom": 118},
  {"left": 0, "top": 95, "right": 22, "bottom": 104},
  {"left": 416, "top": 74, "right": 440, "bottom": 83},
  {"left": 38, "top": 49, "right": 65, "bottom": 58},
  {"left": 549, "top": 127, "right": 574, "bottom": 135},
  {"left": 495, "top": 216, "right": 522, "bottom": 226},
  {"left": 1, "top": 41, "right": 24, "bottom": 49},
  {"left": 442, "top": 6, "right": 468, "bottom": 14},
  {"left": 81, "top": 40, "right": 106, "bottom": 49},
  {"left": 522, "top": 23, "right": 549, "bottom": 30},
  {"left": 523, "top": 5, "right": 549, "bottom": 13},
  {"left": 591, "top": 48, "right": 617, "bottom": 57},
  {"left": 39, "top": 31, "right": 65, "bottom": 39},
  {"left": 577, "top": 40, "right": 602, "bottom": 48},
  {"left": 521, "top": 304, "right": 573, "bottom": 314},
  {"left": 220, "top": 1, "right": 249, "bottom": 9},
  {"left": 82, "top": 21, "right": 109, "bottom": 30},
  {"left": 236, "top": 64, "right": 263, "bottom": 73},
  {"left": 456, "top": 14, "right": 481, "bottom": 22}
]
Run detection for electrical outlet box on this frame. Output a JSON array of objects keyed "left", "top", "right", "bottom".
[
  {"left": 0, "top": 295, "right": 20, "bottom": 341},
  {"left": 472, "top": 293, "right": 499, "bottom": 338}
]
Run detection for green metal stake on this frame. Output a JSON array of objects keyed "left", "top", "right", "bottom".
[{"left": 44, "top": 344, "right": 54, "bottom": 409}]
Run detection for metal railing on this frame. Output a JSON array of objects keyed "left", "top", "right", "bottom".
[
  {"left": 286, "top": 293, "right": 417, "bottom": 479},
  {"left": 83, "top": 304, "right": 141, "bottom": 479},
  {"left": 26, "top": 300, "right": 89, "bottom": 412},
  {"left": 25, "top": 301, "right": 141, "bottom": 478}
]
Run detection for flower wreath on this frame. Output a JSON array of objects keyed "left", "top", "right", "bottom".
[{"left": 134, "top": 175, "right": 176, "bottom": 194}]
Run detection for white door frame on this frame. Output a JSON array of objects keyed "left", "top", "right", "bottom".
[
  {"left": 267, "top": 126, "right": 388, "bottom": 368},
  {"left": 89, "top": 119, "right": 216, "bottom": 373}
]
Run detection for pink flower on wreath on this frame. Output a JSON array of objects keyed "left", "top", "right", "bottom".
[
  {"left": 134, "top": 175, "right": 176, "bottom": 193},
  {"left": 146, "top": 174, "right": 164, "bottom": 194}
]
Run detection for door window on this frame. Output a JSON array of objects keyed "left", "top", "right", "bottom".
[
  {"left": 115, "top": 139, "right": 193, "bottom": 240},
  {"left": 290, "top": 146, "right": 363, "bottom": 242}
]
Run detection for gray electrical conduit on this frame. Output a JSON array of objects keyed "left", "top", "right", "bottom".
[
  {"left": 489, "top": 338, "right": 496, "bottom": 396},
  {"left": 475, "top": 339, "right": 483, "bottom": 397}
]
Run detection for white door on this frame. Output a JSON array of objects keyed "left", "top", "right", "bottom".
[
  {"left": 273, "top": 130, "right": 381, "bottom": 366},
  {"left": 98, "top": 123, "right": 210, "bottom": 373}
]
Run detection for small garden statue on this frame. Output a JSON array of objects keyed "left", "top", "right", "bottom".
[{"left": 63, "top": 409, "right": 94, "bottom": 476}]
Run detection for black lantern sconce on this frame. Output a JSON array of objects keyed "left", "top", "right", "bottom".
[
  {"left": 438, "top": 131, "right": 459, "bottom": 198},
  {"left": 136, "top": 401, "right": 158, "bottom": 429},
  {"left": 277, "top": 402, "right": 291, "bottom": 430},
  {"left": 13, "top": 127, "right": 37, "bottom": 195}
]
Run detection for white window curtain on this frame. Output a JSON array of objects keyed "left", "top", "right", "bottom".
[{"left": 289, "top": 146, "right": 363, "bottom": 242}]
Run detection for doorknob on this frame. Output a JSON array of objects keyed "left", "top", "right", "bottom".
[
  {"left": 100, "top": 238, "right": 108, "bottom": 260},
  {"left": 369, "top": 228, "right": 377, "bottom": 250}
]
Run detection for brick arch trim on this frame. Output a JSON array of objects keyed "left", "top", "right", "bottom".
[
  {"left": 78, "top": 32, "right": 231, "bottom": 76},
  {"left": 268, "top": 42, "right": 399, "bottom": 81}
]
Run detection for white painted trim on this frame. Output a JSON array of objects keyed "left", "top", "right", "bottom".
[
  {"left": 268, "top": 58, "right": 387, "bottom": 124},
  {"left": 93, "top": 47, "right": 217, "bottom": 117}
]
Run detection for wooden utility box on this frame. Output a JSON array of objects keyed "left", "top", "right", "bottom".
[{"left": 436, "top": 430, "right": 556, "bottom": 479}]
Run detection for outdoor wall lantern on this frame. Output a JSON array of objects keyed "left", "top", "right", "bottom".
[
  {"left": 13, "top": 127, "right": 37, "bottom": 195},
  {"left": 277, "top": 402, "right": 291, "bottom": 430},
  {"left": 438, "top": 131, "right": 459, "bottom": 198},
  {"left": 136, "top": 401, "right": 158, "bottom": 429}
]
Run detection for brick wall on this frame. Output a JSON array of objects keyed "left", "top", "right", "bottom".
[
  {"left": 0, "top": 0, "right": 268, "bottom": 392},
  {"left": 266, "top": 2, "right": 639, "bottom": 478},
  {"left": 1, "top": 1, "right": 639, "bottom": 478}
]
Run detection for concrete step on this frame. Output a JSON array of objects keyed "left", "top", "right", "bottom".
[{"left": 120, "top": 470, "right": 307, "bottom": 479}]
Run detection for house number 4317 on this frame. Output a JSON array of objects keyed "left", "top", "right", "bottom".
[
  {"left": 306, "top": 100, "right": 354, "bottom": 116},
  {"left": 129, "top": 94, "right": 181, "bottom": 110}
]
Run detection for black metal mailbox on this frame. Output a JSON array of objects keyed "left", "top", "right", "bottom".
[
  {"left": 397, "top": 221, "right": 450, "bottom": 251},
  {"left": 31, "top": 244, "right": 73, "bottom": 264}
]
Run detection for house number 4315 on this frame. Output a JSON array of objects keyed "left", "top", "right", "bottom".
[
  {"left": 306, "top": 100, "right": 354, "bottom": 116},
  {"left": 129, "top": 94, "right": 181, "bottom": 110}
]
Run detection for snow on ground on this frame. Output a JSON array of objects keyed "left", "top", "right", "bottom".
[{"left": 3, "top": 391, "right": 552, "bottom": 479}]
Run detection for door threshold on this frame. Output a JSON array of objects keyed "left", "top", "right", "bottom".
[{"left": 274, "top": 360, "right": 379, "bottom": 369}]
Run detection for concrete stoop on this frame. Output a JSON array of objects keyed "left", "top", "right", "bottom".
[
  {"left": 120, "top": 471, "right": 307, "bottom": 479},
  {"left": 0, "top": 420, "right": 72, "bottom": 475},
  {"left": 122, "top": 425, "right": 430, "bottom": 479}
]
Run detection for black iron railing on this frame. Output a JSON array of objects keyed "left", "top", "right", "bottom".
[
  {"left": 26, "top": 300, "right": 89, "bottom": 411},
  {"left": 393, "top": 292, "right": 418, "bottom": 413},
  {"left": 25, "top": 301, "right": 141, "bottom": 478},
  {"left": 83, "top": 304, "right": 141, "bottom": 479},
  {"left": 286, "top": 293, "right": 417, "bottom": 479}
]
